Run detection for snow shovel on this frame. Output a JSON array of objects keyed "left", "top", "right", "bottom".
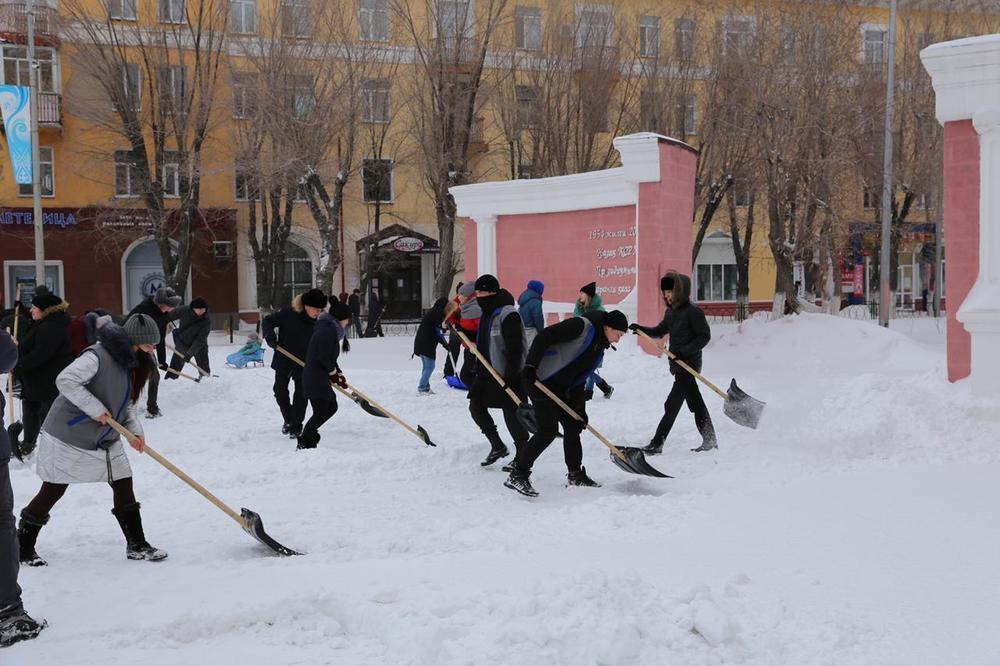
[
  {"left": 451, "top": 328, "right": 538, "bottom": 434},
  {"left": 6, "top": 286, "right": 24, "bottom": 461},
  {"left": 532, "top": 381, "right": 672, "bottom": 479},
  {"left": 159, "top": 364, "right": 201, "bottom": 382},
  {"left": 164, "top": 342, "right": 218, "bottom": 378},
  {"left": 105, "top": 417, "right": 301, "bottom": 556},
  {"left": 275, "top": 346, "right": 388, "bottom": 419},
  {"left": 635, "top": 329, "right": 765, "bottom": 430},
  {"left": 343, "top": 382, "right": 438, "bottom": 447}
]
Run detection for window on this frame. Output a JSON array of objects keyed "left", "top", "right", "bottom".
[
  {"left": 109, "top": 0, "right": 137, "bottom": 20},
  {"left": 515, "top": 7, "right": 543, "bottom": 50},
  {"left": 360, "top": 0, "right": 390, "bottom": 41},
  {"left": 230, "top": 0, "right": 257, "bottom": 33},
  {"left": 863, "top": 27, "right": 886, "bottom": 67},
  {"left": 675, "top": 93, "right": 696, "bottom": 135},
  {"left": 576, "top": 4, "right": 613, "bottom": 49},
  {"left": 361, "top": 79, "right": 390, "bottom": 123},
  {"left": 863, "top": 186, "right": 880, "bottom": 210},
  {"left": 779, "top": 27, "right": 797, "bottom": 64},
  {"left": 515, "top": 85, "right": 539, "bottom": 129},
  {"left": 674, "top": 18, "right": 695, "bottom": 60},
  {"left": 114, "top": 150, "right": 143, "bottom": 197},
  {"left": 517, "top": 161, "right": 536, "bottom": 179},
  {"left": 281, "top": 0, "right": 310, "bottom": 38},
  {"left": 362, "top": 158, "right": 393, "bottom": 203},
  {"left": 287, "top": 78, "right": 315, "bottom": 119},
  {"left": 915, "top": 191, "right": 934, "bottom": 211},
  {"left": 721, "top": 17, "right": 754, "bottom": 56},
  {"left": 436, "top": 0, "right": 473, "bottom": 46},
  {"left": 158, "top": 66, "right": 186, "bottom": 114},
  {"left": 696, "top": 263, "right": 738, "bottom": 301},
  {"left": 232, "top": 72, "right": 258, "bottom": 119},
  {"left": 159, "top": 0, "right": 185, "bottom": 23},
  {"left": 639, "top": 88, "right": 663, "bottom": 131},
  {"left": 235, "top": 166, "right": 259, "bottom": 201},
  {"left": 283, "top": 242, "right": 313, "bottom": 304},
  {"left": 732, "top": 175, "right": 751, "bottom": 207},
  {"left": 639, "top": 16, "right": 659, "bottom": 57},
  {"left": 17, "top": 146, "right": 54, "bottom": 197},
  {"left": 115, "top": 63, "right": 142, "bottom": 112},
  {"left": 2, "top": 46, "right": 57, "bottom": 93},
  {"left": 162, "top": 163, "right": 180, "bottom": 198}
]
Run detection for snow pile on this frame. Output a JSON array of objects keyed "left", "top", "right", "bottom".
[{"left": 5, "top": 313, "right": 1000, "bottom": 664}]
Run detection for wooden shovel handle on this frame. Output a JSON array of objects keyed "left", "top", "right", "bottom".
[
  {"left": 634, "top": 329, "right": 729, "bottom": 401},
  {"left": 274, "top": 345, "right": 357, "bottom": 404},
  {"left": 531, "top": 380, "right": 628, "bottom": 463},
  {"left": 160, "top": 364, "right": 200, "bottom": 382},
  {"left": 105, "top": 417, "right": 247, "bottom": 527},
  {"left": 451, "top": 328, "right": 524, "bottom": 407},
  {"left": 164, "top": 341, "right": 210, "bottom": 377}
]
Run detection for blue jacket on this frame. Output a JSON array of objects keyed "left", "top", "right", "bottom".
[{"left": 517, "top": 288, "right": 545, "bottom": 332}]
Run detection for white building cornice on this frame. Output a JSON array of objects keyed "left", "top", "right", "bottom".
[{"left": 920, "top": 34, "right": 1000, "bottom": 125}]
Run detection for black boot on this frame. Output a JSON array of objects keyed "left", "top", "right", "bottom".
[
  {"left": 112, "top": 502, "right": 168, "bottom": 561},
  {"left": 567, "top": 466, "right": 601, "bottom": 488},
  {"left": 17, "top": 510, "right": 47, "bottom": 567},
  {"left": 692, "top": 419, "right": 718, "bottom": 452},
  {"left": 642, "top": 439, "right": 664, "bottom": 456},
  {"left": 287, "top": 423, "right": 302, "bottom": 440},
  {"left": 583, "top": 389, "right": 595, "bottom": 401},
  {"left": 0, "top": 608, "right": 46, "bottom": 647},
  {"left": 479, "top": 430, "right": 509, "bottom": 467},
  {"left": 281, "top": 423, "right": 291, "bottom": 435},
  {"left": 296, "top": 430, "right": 320, "bottom": 450},
  {"left": 596, "top": 379, "right": 614, "bottom": 400},
  {"left": 503, "top": 464, "right": 539, "bottom": 497}
]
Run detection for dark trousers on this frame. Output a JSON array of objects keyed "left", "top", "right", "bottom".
[
  {"left": 21, "top": 399, "right": 53, "bottom": 446},
  {"left": 303, "top": 398, "right": 338, "bottom": 438},
  {"left": 652, "top": 371, "right": 716, "bottom": 446},
  {"left": 168, "top": 347, "right": 211, "bottom": 377},
  {"left": 513, "top": 387, "right": 587, "bottom": 473},
  {"left": 469, "top": 397, "right": 530, "bottom": 446},
  {"left": 443, "top": 333, "right": 462, "bottom": 377},
  {"left": 0, "top": 460, "right": 22, "bottom": 617},
  {"left": 146, "top": 368, "right": 160, "bottom": 412},
  {"left": 458, "top": 348, "right": 476, "bottom": 389},
  {"left": 273, "top": 369, "right": 307, "bottom": 427},
  {"left": 351, "top": 316, "right": 363, "bottom": 338}
]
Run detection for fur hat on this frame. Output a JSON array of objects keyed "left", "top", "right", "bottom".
[
  {"left": 154, "top": 287, "right": 182, "bottom": 308},
  {"left": 301, "top": 288, "right": 328, "bottom": 310},
  {"left": 31, "top": 292, "right": 63, "bottom": 311},
  {"left": 527, "top": 279, "right": 545, "bottom": 296},
  {"left": 580, "top": 282, "right": 597, "bottom": 298},
  {"left": 604, "top": 310, "right": 628, "bottom": 332},
  {"left": 474, "top": 274, "right": 500, "bottom": 294},
  {"left": 189, "top": 297, "right": 208, "bottom": 310},
  {"left": 330, "top": 301, "right": 353, "bottom": 321},
  {"left": 124, "top": 314, "right": 161, "bottom": 346}
]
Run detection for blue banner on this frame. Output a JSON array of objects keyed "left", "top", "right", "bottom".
[{"left": 0, "top": 85, "right": 33, "bottom": 185}]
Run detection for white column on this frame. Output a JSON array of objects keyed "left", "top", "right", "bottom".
[
  {"left": 474, "top": 215, "right": 498, "bottom": 277},
  {"left": 960, "top": 112, "right": 1000, "bottom": 396}
]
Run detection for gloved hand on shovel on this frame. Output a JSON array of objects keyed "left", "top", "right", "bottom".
[{"left": 330, "top": 371, "right": 348, "bottom": 390}]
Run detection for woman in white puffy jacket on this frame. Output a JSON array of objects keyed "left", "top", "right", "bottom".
[{"left": 16, "top": 314, "right": 168, "bottom": 566}]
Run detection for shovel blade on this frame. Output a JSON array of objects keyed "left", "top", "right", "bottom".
[
  {"left": 417, "top": 425, "right": 437, "bottom": 447},
  {"left": 515, "top": 404, "right": 539, "bottom": 434},
  {"left": 609, "top": 447, "right": 673, "bottom": 479},
  {"left": 352, "top": 394, "right": 389, "bottom": 418},
  {"left": 7, "top": 422, "right": 23, "bottom": 462},
  {"left": 240, "top": 508, "right": 302, "bottom": 557},
  {"left": 723, "top": 379, "right": 765, "bottom": 430}
]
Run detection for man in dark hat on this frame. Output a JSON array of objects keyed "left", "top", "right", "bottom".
[
  {"left": 629, "top": 270, "right": 716, "bottom": 454},
  {"left": 127, "top": 286, "right": 183, "bottom": 418},
  {"left": 504, "top": 308, "right": 630, "bottom": 497},
  {"left": 165, "top": 297, "right": 211, "bottom": 381},
  {"left": 262, "top": 288, "right": 327, "bottom": 439}
]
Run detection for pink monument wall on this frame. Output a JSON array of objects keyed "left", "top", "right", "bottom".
[{"left": 457, "top": 134, "right": 697, "bottom": 353}]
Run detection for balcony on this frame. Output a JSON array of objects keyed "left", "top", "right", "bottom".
[
  {"left": 0, "top": 3, "right": 60, "bottom": 46},
  {"left": 37, "top": 91, "right": 61, "bottom": 126}
]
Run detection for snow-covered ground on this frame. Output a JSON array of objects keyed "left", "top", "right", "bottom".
[{"left": 6, "top": 314, "right": 999, "bottom": 665}]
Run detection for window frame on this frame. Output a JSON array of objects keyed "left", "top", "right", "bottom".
[
  {"left": 2, "top": 46, "right": 58, "bottom": 94},
  {"left": 515, "top": 84, "right": 539, "bottom": 129},
  {"left": 359, "top": 0, "right": 390, "bottom": 42},
  {"left": 114, "top": 62, "right": 142, "bottom": 112},
  {"left": 159, "top": 0, "right": 186, "bottom": 24},
  {"left": 575, "top": 3, "right": 613, "bottom": 50},
  {"left": 17, "top": 146, "right": 54, "bottom": 198},
  {"left": 159, "top": 65, "right": 186, "bottom": 115},
  {"left": 281, "top": 0, "right": 311, "bottom": 38},
  {"left": 114, "top": 150, "right": 142, "bottom": 198},
  {"left": 109, "top": 0, "right": 138, "bottom": 21},
  {"left": 515, "top": 6, "right": 543, "bottom": 51},
  {"left": 362, "top": 158, "right": 394, "bottom": 204},
  {"left": 674, "top": 17, "right": 695, "bottom": 61},
  {"left": 361, "top": 79, "right": 391, "bottom": 123},
  {"left": 232, "top": 72, "right": 259, "bottom": 119},
  {"left": 721, "top": 16, "right": 755, "bottom": 57},
  {"left": 639, "top": 15, "right": 660, "bottom": 58},
  {"left": 861, "top": 24, "right": 887, "bottom": 66},
  {"left": 695, "top": 262, "right": 738, "bottom": 302},
  {"left": 234, "top": 166, "right": 258, "bottom": 202},
  {"left": 230, "top": 0, "right": 258, "bottom": 34}
]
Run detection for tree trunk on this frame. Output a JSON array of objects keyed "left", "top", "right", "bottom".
[{"left": 433, "top": 189, "right": 459, "bottom": 299}]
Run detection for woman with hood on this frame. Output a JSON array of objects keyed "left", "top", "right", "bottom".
[
  {"left": 573, "top": 282, "right": 614, "bottom": 400},
  {"left": 13, "top": 292, "right": 73, "bottom": 456},
  {"left": 413, "top": 298, "right": 449, "bottom": 395},
  {"left": 17, "top": 314, "right": 168, "bottom": 566},
  {"left": 517, "top": 280, "right": 545, "bottom": 346},
  {"left": 298, "top": 302, "right": 353, "bottom": 450}
]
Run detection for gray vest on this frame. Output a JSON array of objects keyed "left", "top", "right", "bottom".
[
  {"left": 44, "top": 345, "right": 132, "bottom": 451},
  {"left": 537, "top": 318, "right": 596, "bottom": 381},
  {"left": 488, "top": 305, "right": 527, "bottom": 377}
]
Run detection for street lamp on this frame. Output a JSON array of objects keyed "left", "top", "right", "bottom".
[
  {"left": 878, "top": 0, "right": 898, "bottom": 327},
  {"left": 26, "top": 0, "right": 47, "bottom": 290}
]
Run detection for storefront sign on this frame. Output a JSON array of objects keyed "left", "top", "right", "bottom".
[
  {"left": 853, "top": 264, "right": 864, "bottom": 297},
  {"left": 393, "top": 237, "right": 424, "bottom": 253},
  {"left": 0, "top": 210, "right": 77, "bottom": 227}
]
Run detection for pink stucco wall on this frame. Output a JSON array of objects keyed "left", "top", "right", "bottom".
[{"left": 943, "top": 120, "right": 980, "bottom": 382}]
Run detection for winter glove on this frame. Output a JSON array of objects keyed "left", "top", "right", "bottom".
[
  {"left": 628, "top": 323, "right": 641, "bottom": 333},
  {"left": 264, "top": 336, "right": 277, "bottom": 348},
  {"left": 522, "top": 365, "right": 537, "bottom": 387},
  {"left": 330, "top": 371, "right": 348, "bottom": 389}
]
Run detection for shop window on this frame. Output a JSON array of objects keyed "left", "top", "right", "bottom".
[
  {"left": 696, "top": 263, "right": 738, "bottom": 301},
  {"left": 5, "top": 262, "right": 62, "bottom": 309},
  {"left": 17, "top": 146, "right": 54, "bottom": 197}
]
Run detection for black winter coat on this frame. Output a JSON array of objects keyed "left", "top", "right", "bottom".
[
  {"left": 128, "top": 297, "right": 180, "bottom": 366},
  {"left": 303, "top": 313, "right": 342, "bottom": 401},
  {"left": 636, "top": 272, "right": 711, "bottom": 373},
  {"left": 348, "top": 293, "right": 361, "bottom": 316},
  {"left": 170, "top": 305, "right": 211, "bottom": 358},
  {"left": 413, "top": 298, "right": 448, "bottom": 359},
  {"left": 15, "top": 303, "right": 73, "bottom": 402},
  {"left": 262, "top": 302, "right": 317, "bottom": 376},
  {"left": 471, "top": 289, "right": 525, "bottom": 407},
  {"left": 0, "top": 330, "right": 17, "bottom": 461},
  {"left": 525, "top": 310, "right": 610, "bottom": 397}
]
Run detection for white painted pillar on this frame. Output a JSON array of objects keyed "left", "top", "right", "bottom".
[
  {"left": 474, "top": 215, "right": 498, "bottom": 277},
  {"left": 960, "top": 112, "right": 1000, "bottom": 396}
]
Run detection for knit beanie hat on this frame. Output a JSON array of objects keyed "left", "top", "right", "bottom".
[
  {"left": 580, "top": 282, "right": 597, "bottom": 298},
  {"left": 604, "top": 310, "right": 628, "bottom": 332},
  {"left": 124, "top": 314, "right": 161, "bottom": 346},
  {"left": 527, "top": 279, "right": 545, "bottom": 296},
  {"left": 31, "top": 292, "right": 62, "bottom": 311},
  {"left": 154, "top": 287, "right": 182, "bottom": 308},
  {"left": 190, "top": 297, "right": 208, "bottom": 310},
  {"left": 301, "top": 288, "right": 328, "bottom": 310},
  {"left": 474, "top": 274, "right": 500, "bottom": 293},
  {"left": 660, "top": 275, "right": 675, "bottom": 291},
  {"left": 458, "top": 282, "right": 477, "bottom": 298},
  {"left": 331, "top": 301, "right": 353, "bottom": 321}
]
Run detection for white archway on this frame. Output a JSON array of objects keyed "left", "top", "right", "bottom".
[{"left": 119, "top": 237, "right": 192, "bottom": 313}]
